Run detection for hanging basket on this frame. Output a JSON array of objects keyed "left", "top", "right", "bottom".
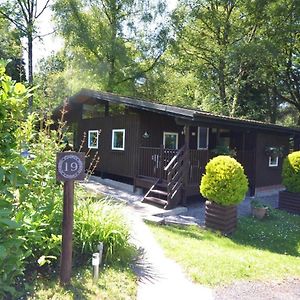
[{"left": 264, "top": 146, "right": 284, "bottom": 158}]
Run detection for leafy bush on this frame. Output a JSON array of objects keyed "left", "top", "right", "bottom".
[
  {"left": 200, "top": 155, "right": 248, "bottom": 206},
  {"left": 0, "top": 62, "right": 28, "bottom": 298},
  {"left": 16, "top": 114, "right": 64, "bottom": 268},
  {"left": 74, "top": 193, "right": 135, "bottom": 265},
  {"left": 282, "top": 151, "right": 300, "bottom": 193}
]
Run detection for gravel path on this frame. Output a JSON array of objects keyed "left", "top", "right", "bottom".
[{"left": 214, "top": 277, "right": 300, "bottom": 300}]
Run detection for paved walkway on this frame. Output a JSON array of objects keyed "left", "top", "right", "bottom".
[
  {"left": 82, "top": 179, "right": 214, "bottom": 299},
  {"left": 127, "top": 210, "right": 213, "bottom": 300}
]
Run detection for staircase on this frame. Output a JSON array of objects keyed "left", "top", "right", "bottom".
[{"left": 142, "top": 146, "right": 188, "bottom": 209}]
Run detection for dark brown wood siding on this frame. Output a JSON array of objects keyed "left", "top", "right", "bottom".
[
  {"left": 139, "top": 111, "right": 185, "bottom": 148},
  {"left": 77, "top": 113, "right": 140, "bottom": 178},
  {"left": 255, "top": 132, "right": 289, "bottom": 187}
]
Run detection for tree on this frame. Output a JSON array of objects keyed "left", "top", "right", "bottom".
[
  {"left": 53, "top": 0, "right": 169, "bottom": 94},
  {"left": 34, "top": 50, "right": 69, "bottom": 111},
  {"left": 0, "top": 17, "right": 22, "bottom": 59},
  {"left": 0, "top": 17, "right": 26, "bottom": 82},
  {"left": 266, "top": 0, "right": 300, "bottom": 124},
  {"left": 0, "top": 0, "right": 52, "bottom": 108},
  {"left": 171, "top": 0, "right": 272, "bottom": 117}
]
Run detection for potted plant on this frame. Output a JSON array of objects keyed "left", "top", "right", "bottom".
[
  {"left": 200, "top": 155, "right": 248, "bottom": 234},
  {"left": 279, "top": 151, "right": 300, "bottom": 214},
  {"left": 250, "top": 199, "right": 268, "bottom": 219}
]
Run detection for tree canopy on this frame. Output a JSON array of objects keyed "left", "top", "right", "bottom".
[{"left": 29, "top": 0, "right": 300, "bottom": 125}]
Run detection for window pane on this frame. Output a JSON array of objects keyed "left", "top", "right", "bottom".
[
  {"left": 112, "top": 130, "right": 125, "bottom": 150},
  {"left": 88, "top": 130, "right": 99, "bottom": 148},
  {"left": 164, "top": 133, "right": 177, "bottom": 149},
  {"left": 198, "top": 127, "right": 208, "bottom": 149},
  {"left": 82, "top": 104, "right": 105, "bottom": 119},
  {"left": 269, "top": 156, "right": 278, "bottom": 167}
]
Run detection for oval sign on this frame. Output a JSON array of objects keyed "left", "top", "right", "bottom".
[{"left": 56, "top": 152, "right": 85, "bottom": 181}]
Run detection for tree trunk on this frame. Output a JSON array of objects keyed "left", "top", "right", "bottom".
[{"left": 27, "top": 29, "right": 33, "bottom": 109}]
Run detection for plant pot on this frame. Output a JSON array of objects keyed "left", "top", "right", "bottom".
[
  {"left": 205, "top": 201, "right": 237, "bottom": 235},
  {"left": 279, "top": 190, "right": 300, "bottom": 214},
  {"left": 251, "top": 207, "right": 267, "bottom": 219}
]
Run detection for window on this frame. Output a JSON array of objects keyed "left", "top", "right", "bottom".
[
  {"left": 163, "top": 132, "right": 178, "bottom": 150},
  {"left": 197, "top": 127, "right": 209, "bottom": 149},
  {"left": 88, "top": 130, "right": 99, "bottom": 149},
  {"left": 109, "top": 104, "right": 126, "bottom": 116},
  {"left": 112, "top": 129, "right": 125, "bottom": 150},
  {"left": 269, "top": 156, "right": 279, "bottom": 167},
  {"left": 82, "top": 104, "right": 105, "bottom": 119}
]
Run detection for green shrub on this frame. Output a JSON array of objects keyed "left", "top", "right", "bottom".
[
  {"left": 200, "top": 155, "right": 248, "bottom": 206},
  {"left": 74, "top": 194, "right": 135, "bottom": 265},
  {"left": 0, "top": 62, "right": 28, "bottom": 298},
  {"left": 16, "top": 114, "right": 64, "bottom": 268},
  {"left": 282, "top": 151, "right": 300, "bottom": 193}
]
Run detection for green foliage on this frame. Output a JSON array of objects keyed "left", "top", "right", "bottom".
[
  {"left": 250, "top": 199, "right": 268, "bottom": 209},
  {"left": 34, "top": 51, "right": 70, "bottom": 111},
  {"left": 154, "top": 0, "right": 299, "bottom": 124},
  {"left": 52, "top": 0, "right": 169, "bottom": 96},
  {"left": 0, "top": 18, "right": 22, "bottom": 60},
  {"left": 0, "top": 63, "right": 28, "bottom": 298},
  {"left": 74, "top": 195, "right": 135, "bottom": 265},
  {"left": 15, "top": 114, "right": 64, "bottom": 268},
  {"left": 0, "top": 199, "right": 28, "bottom": 298},
  {"left": 200, "top": 155, "right": 248, "bottom": 206},
  {"left": 282, "top": 151, "right": 300, "bottom": 193},
  {"left": 28, "top": 266, "right": 137, "bottom": 299}
]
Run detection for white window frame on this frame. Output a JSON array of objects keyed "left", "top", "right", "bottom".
[
  {"left": 112, "top": 129, "right": 125, "bottom": 151},
  {"left": 197, "top": 127, "right": 209, "bottom": 150},
  {"left": 269, "top": 156, "right": 279, "bottom": 167},
  {"left": 88, "top": 130, "right": 99, "bottom": 149},
  {"left": 163, "top": 132, "right": 178, "bottom": 150}
]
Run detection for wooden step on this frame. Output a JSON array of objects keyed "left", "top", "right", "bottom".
[
  {"left": 143, "top": 196, "right": 168, "bottom": 207},
  {"left": 156, "top": 182, "right": 167, "bottom": 189},
  {"left": 151, "top": 189, "right": 168, "bottom": 196},
  {"left": 135, "top": 176, "right": 167, "bottom": 189}
]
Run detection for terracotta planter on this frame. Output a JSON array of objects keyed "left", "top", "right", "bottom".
[
  {"left": 251, "top": 207, "right": 267, "bottom": 219},
  {"left": 205, "top": 201, "right": 237, "bottom": 235},
  {"left": 279, "top": 190, "right": 300, "bottom": 214}
]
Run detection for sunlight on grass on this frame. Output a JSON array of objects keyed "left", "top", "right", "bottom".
[
  {"left": 28, "top": 266, "right": 137, "bottom": 300},
  {"left": 148, "top": 209, "right": 300, "bottom": 286}
]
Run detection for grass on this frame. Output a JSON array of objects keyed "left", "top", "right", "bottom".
[
  {"left": 27, "top": 266, "right": 137, "bottom": 300},
  {"left": 148, "top": 208, "right": 300, "bottom": 286}
]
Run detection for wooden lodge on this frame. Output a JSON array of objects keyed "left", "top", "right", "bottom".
[{"left": 54, "top": 89, "right": 300, "bottom": 209}]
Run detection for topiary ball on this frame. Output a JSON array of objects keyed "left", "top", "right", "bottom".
[
  {"left": 200, "top": 155, "right": 248, "bottom": 206},
  {"left": 282, "top": 151, "right": 300, "bottom": 193}
]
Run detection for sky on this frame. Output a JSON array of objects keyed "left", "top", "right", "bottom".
[{"left": 31, "top": 0, "right": 178, "bottom": 71}]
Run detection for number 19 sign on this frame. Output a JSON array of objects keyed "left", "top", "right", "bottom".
[
  {"left": 56, "top": 152, "right": 85, "bottom": 285},
  {"left": 56, "top": 152, "right": 85, "bottom": 181}
]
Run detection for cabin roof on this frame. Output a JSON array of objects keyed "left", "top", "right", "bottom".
[{"left": 57, "top": 88, "right": 300, "bottom": 135}]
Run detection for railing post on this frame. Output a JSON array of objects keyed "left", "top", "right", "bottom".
[
  {"left": 159, "top": 144, "right": 164, "bottom": 181},
  {"left": 183, "top": 125, "right": 190, "bottom": 205}
]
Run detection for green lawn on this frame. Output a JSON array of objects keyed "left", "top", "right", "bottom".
[
  {"left": 148, "top": 209, "right": 300, "bottom": 286},
  {"left": 27, "top": 266, "right": 137, "bottom": 300}
]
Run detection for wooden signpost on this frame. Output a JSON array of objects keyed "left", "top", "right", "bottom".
[{"left": 56, "top": 152, "right": 85, "bottom": 285}]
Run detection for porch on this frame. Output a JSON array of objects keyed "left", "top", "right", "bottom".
[
  {"left": 134, "top": 145, "right": 255, "bottom": 209},
  {"left": 135, "top": 146, "right": 208, "bottom": 187}
]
